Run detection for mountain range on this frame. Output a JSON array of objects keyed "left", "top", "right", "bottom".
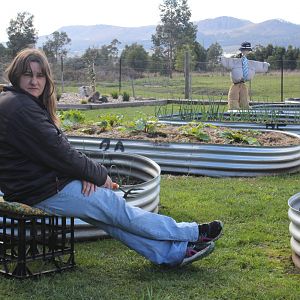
[{"left": 37, "top": 16, "right": 300, "bottom": 55}]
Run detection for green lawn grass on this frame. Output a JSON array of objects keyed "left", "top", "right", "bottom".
[
  {"left": 81, "top": 105, "right": 159, "bottom": 122},
  {"left": 1, "top": 174, "right": 299, "bottom": 299},
  {"left": 2, "top": 106, "right": 299, "bottom": 299},
  {"left": 76, "top": 103, "right": 229, "bottom": 124}
]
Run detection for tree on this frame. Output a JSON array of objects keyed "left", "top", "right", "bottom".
[
  {"left": 152, "top": 0, "right": 197, "bottom": 77},
  {"left": 249, "top": 44, "right": 300, "bottom": 70},
  {"left": 6, "top": 12, "right": 38, "bottom": 56},
  {"left": 272, "top": 46, "right": 286, "bottom": 69},
  {"left": 149, "top": 49, "right": 168, "bottom": 75},
  {"left": 106, "top": 39, "right": 121, "bottom": 63},
  {"left": 42, "top": 31, "right": 71, "bottom": 63},
  {"left": 0, "top": 44, "right": 10, "bottom": 60},
  {"left": 80, "top": 40, "right": 121, "bottom": 69},
  {"left": 206, "top": 42, "right": 223, "bottom": 70},
  {"left": 0, "top": 44, "right": 10, "bottom": 79},
  {"left": 284, "top": 45, "right": 299, "bottom": 70},
  {"left": 96, "top": 39, "right": 121, "bottom": 67},
  {"left": 121, "top": 43, "right": 149, "bottom": 75},
  {"left": 174, "top": 44, "right": 196, "bottom": 72},
  {"left": 193, "top": 41, "right": 207, "bottom": 71}
]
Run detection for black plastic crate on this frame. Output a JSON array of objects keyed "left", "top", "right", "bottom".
[{"left": 0, "top": 210, "right": 75, "bottom": 279}]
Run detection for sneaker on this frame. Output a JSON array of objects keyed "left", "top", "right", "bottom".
[
  {"left": 180, "top": 241, "right": 215, "bottom": 266},
  {"left": 198, "top": 220, "right": 223, "bottom": 243}
]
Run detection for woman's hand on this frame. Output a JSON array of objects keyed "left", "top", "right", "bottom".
[
  {"left": 102, "top": 175, "right": 113, "bottom": 189},
  {"left": 81, "top": 180, "right": 97, "bottom": 196},
  {"left": 81, "top": 176, "right": 114, "bottom": 196}
]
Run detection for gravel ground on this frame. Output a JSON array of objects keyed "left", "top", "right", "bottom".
[{"left": 58, "top": 92, "right": 139, "bottom": 105}]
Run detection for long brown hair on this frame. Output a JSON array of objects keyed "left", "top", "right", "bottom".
[{"left": 5, "top": 48, "right": 60, "bottom": 126}]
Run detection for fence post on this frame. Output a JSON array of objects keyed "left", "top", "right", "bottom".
[
  {"left": 60, "top": 55, "right": 64, "bottom": 93},
  {"left": 131, "top": 78, "right": 135, "bottom": 98},
  {"left": 119, "top": 58, "right": 122, "bottom": 93},
  {"left": 281, "top": 57, "right": 284, "bottom": 102},
  {"left": 184, "top": 51, "right": 190, "bottom": 99}
]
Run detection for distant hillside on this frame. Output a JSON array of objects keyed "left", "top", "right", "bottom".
[
  {"left": 198, "top": 17, "right": 300, "bottom": 52},
  {"left": 37, "top": 24, "right": 156, "bottom": 55},
  {"left": 196, "top": 16, "right": 252, "bottom": 34},
  {"left": 36, "top": 16, "right": 300, "bottom": 55}
]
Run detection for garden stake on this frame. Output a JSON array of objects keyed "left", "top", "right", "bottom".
[{"left": 112, "top": 183, "right": 143, "bottom": 199}]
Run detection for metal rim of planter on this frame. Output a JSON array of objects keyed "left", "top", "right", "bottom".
[
  {"left": 68, "top": 130, "right": 300, "bottom": 177},
  {"left": 292, "top": 251, "right": 300, "bottom": 269},
  {"left": 288, "top": 192, "right": 300, "bottom": 265},
  {"left": 0, "top": 153, "right": 161, "bottom": 241},
  {"left": 73, "top": 152, "right": 161, "bottom": 241}
]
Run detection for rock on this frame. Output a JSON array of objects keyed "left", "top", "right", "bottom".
[
  {"left": 88, "top": 91, "right": 100, "bottom": 102},
  {"left": 79, "top": 86, "right": 91, "bottom": 98}
]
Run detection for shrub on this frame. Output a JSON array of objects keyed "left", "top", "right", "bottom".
[
  {"left": 59, "top": 110, "right": 85, "bottom": 129},
  {"left": 126, "top": 115, "right": 159, "bottom": 133},
  {"left": 122, "top": 91, "right": 130, "bottom": 102},
  {"left": 56, "top": 92, "right": 61, "bottom": 101},
  {"left": 97, "top": 113, "right": 124, "bottom": 127},
  {"left": 111, "top": 91, "right": 119, "bottom": 99}
]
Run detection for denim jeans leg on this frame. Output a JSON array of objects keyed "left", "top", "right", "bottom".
[
  {"left": 90, "top": 221, "right": 188, "bottom": 266},
  {"left": 35, "top": 180, "right": 199, "bottom": 242},
  {"left": 34, "top": 180, "right": 198, "bottom": 265}
]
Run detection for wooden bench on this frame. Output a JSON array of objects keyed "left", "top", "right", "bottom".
[{"left": 0, "top": 199, "right": 75, "bottom": 279}]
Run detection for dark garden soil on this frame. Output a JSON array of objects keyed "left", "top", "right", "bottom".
[{"left": 65, "top": 123, "right": 300, "bottom": 147}]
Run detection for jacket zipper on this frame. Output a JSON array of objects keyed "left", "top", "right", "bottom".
[{"left": 56, "top": 177, "right": 59, "bottom": 193}]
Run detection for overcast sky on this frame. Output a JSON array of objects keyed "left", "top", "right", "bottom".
[{"left": 1, "top": 0, "right": 299, "bottom": 42}]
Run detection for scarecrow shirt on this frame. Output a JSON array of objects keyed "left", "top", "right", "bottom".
[{"left": 221, "top": 57, "right": 270, "bottom": 84}]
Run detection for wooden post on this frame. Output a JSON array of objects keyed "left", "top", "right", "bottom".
[
  {"left": 60, "top": 55, "right": 64, "bottom": 93},
  {"left": 281, "top": 56, "right": 284, "bottom": 102},
  {"left": 119, "top": 58, "right": 122, "bottom": 93},
  {"left": 184, "top": 51, "right": 190, "bottom": 100}
]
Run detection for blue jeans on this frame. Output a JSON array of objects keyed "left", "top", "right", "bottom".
[{"left": 34, "top": 180, "right": 199, "bottom": 266}]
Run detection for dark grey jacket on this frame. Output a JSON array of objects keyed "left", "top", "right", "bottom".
[{"left": 0, "top": 86, "right": 107, "bottom": 205}]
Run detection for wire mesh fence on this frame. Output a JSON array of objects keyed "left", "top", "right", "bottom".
[{"left": 1, "top": 57, "right": 300, "bottom": 102}]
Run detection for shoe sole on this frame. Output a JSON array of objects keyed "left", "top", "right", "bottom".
[{"left": 179, "top": 242, "right": 215, "bottom": 267}]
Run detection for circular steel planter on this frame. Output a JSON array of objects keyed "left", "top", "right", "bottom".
[
  {"left": 74, "top": 152, "right": 161, "bottom": 240},
  {"left": 159, "top": 120, "right": 300, "bottom": 136},
  {"left": 0, "top": 153, "right": 161, "bottom": 241},
  {"left": 288, "top": 192, "right": 300, "bottom": 268},
  {"left": 68, "top": 130, "right": 300, "bottom": 177},
  {"left": 292, "top": 251, "right": 300, "bottom": 269}
]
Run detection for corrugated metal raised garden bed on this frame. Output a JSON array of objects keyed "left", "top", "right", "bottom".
[
  {"left": 0, "top": 153, "right": 161, "bottom": 241},
  {"left": 67, "top": 121, "right": 300, "bottom": 177}
]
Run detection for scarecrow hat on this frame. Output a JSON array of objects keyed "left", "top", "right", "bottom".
[{"left": 239, "top": 42, "right": 252, "bottom": 51}]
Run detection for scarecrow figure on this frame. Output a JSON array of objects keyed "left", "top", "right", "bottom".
[{"left": 221, "top": 42, "right": 270, "bottom": 110}]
